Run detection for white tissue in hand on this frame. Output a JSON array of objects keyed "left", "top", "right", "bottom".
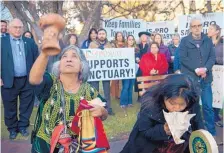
[
  {"left": 163, "top": 110, "right": 196, "bottom": 144},
  {"left": 88, "top": 98, "right": 106, "bottom": 107}
]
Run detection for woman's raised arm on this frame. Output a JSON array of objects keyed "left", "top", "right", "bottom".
[{"left": 29, "top": 52, "right": 49, "bottom": 85}]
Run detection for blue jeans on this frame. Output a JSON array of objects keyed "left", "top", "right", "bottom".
[
  {"left": 200, "top": 81, "right": 216, "bottom": 135},
  {"left": 120, "top": 79, "right": 135, "bottom": 106}
]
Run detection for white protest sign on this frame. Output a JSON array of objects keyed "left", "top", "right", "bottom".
[
  {"left": 103, "top": 18, "right": 146, "bottom": 41},
  {"left": 83, "top": 48, "right": 136, "bottom": 81},
  {"left": 146, "top": 21, "right": 175, "bottom": 45},
  {"left": 178, "top": 12, "right": 224, "bottom": 38},
  {"left": 211, "top": 65, "right": 223, "bottom": 108}
]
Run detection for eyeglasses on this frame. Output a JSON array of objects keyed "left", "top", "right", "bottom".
[
  {"left": 191, "top": 24, "right": 202, "bottom": 28},
  {"left": 12, "top": 26, "right": 23, "bottom": 29}
]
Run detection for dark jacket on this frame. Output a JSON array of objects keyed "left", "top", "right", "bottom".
[
  {"left": 1, "top": 35, "right": 39, "bottom": 88},
  {"left": 138, "top": 43, "right": 150, "bottom": 59},
  {"left": 120, "top": 101, "right": 204, "bottom": 153},
  {"left": 168, "top": 44, "right": 178, "bottom": 72},
  {"left": 81, "top": 39, "right": 91, "bottom": 49},
  {"left": 134, "top": 43, "right": 150, "bottom": 92},
  {"left": 173, "top": 47, "right": 181, "bottom": 72},
  {"left": 179, "top": 33, "right": 216, "bottom": 83},
  {"left": 214, "top": 39, "right": 223, "bottom": 65},
  {"left": 168, "top": 44, "right": 178, "bottom": 57}
]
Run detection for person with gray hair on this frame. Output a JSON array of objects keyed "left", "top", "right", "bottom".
[
  {"left": 1, "top": 18, "right": 39, "bottom": 139},
  {"left": 29, "top": 45, "right": 108, "bottom": 153},
  {"left": 179, "top": 17, "right": 217, "bottom": 139},
  {"left": 168, "top": 33, "right": 180, "bottom": 73}
]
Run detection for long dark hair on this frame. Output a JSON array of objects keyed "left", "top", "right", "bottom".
[
  {"left": 65, "top": 34, "right": 78, "bottom": 46},
  {"left": 209, "top": 24, "right": 221, "bottom": 46},
  {"left": 126, "top": 35, "right": 136, "bottom": 48},
  {"left": 140, "top": 74, "right": 200, "bottom": 112},
  {"left": 88, "top": 28, "right": 97, "bottom": 41},
  {"left": 154, "top": 33, "right": 164, "bottom": 45},
  {"left": 23, "top": 31, "right": 34, "bottom": 39},
  {"left": 115, "top": 32, "right": 125, "bottom": 43}
]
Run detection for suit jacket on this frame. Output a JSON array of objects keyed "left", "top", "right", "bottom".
[{"left": 1, "top": 35, "right": 39, "bottom": 88}]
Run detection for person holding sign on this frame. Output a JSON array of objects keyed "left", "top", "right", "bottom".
[
  {"left": 120, "top": 35, "right": 137, "bottom": 109},
  {"left": 139, "top": 42, "right": 168, "bottom": 76},
  {"left": 89, "top": 28, "right": 115, "bottom": 115},
  {"left": 208, "top": 24, "right": 223, "bottom": 128},
  {"left": 81, "top": 28, "right": 98, "bottom": 49},
  {"left": 110, "top": 32, "right": 125, "bottom": 100},
  {"left": 168, "top": 34, "right": 180, "bottom": 73},
  {"left": 120, "top": 74, "right": 204, "bottom": 153},
  {"left": 152, "top": 33, "right": 171, "bottom": 64},
  {"left": 179, "top": 17, "right": 216, "bottom": 137}
]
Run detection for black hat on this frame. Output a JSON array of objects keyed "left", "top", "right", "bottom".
[{"left": 138, "top": 31, "right": 151, "bottom": 37}]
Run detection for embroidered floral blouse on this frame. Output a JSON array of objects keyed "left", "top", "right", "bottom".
[{"left": 32, "top": 73, "right": 106, "bottom": 153}]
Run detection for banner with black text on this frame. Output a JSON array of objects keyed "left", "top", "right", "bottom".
[
  {"left": 178, "top": 12, "right": 223, "bottom": 38},
  {"left": 103, "top": 18, "right": 146, "bottom": 41},
  {"left": 146, "top": 21, "right": 175, "bottom": 45},
  {"left": 83, "top": 48, "right": 136, "bottom": 81}
]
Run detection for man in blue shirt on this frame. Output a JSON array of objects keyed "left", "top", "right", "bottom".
[{"left": 1, "top": 18, "right": 39, "bottom": 139}]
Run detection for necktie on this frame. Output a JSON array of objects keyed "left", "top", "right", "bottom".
[{"left": 15, "top": 39, "right": 22, "bottom": 56}]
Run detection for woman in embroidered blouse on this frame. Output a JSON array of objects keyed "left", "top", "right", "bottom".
[
  {"left": 139, "top": 42, "right": 168, "bottom": 76},
  {"left": 29, "top": 45, "right": 108, "bottom": 153}
]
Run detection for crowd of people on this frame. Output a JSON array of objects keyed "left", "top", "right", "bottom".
[{"left": 0, "top": 16, "right": 223, "bottom": 153}]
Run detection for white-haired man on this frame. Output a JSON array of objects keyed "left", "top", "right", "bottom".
[{"left": 1, "top": 18, "right": 39, "bottom": 139}]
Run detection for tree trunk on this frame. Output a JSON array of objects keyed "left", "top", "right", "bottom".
[
  {"left": 206, "top": 0, "right": 212, "bottom": 13},
  {"left": 3, "top": 1, "right": 29, "bottom": 31},
  {"left": 4, "top": 1, "right": 64, "bottom": 46},
  {"left": 189, "top": 0, "right": 196, "bottom": 14},
  {"left": 78, "top": 1, "right": 102, "bottom": 46},
  {"left": 180, "top": 0, "right": 186, "bottom": 15},
  {"left": 93, "top": 4, "right": 102, "bottom": 29}
]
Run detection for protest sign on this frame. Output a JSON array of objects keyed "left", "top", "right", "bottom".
[
  {"left": 146, "top": 21, "right": 175, "bottom": 45},
  {"left": 103, "top": 18, "right": 146, "bottom": 41},
  {"left": 83, "top": 48, "right": 136, "bottom": 81},
  {"left": 211, "top": 65, "right": 223, "bottom": 108},
  {"left": 178, "top": 12, "right": 223, "bottom": 37}
]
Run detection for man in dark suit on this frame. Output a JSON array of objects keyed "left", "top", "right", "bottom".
[
  {"left": 1, "top": 20, "right": 9, "bottom": 37},
  {"left": 1, "top": 18, "right": 39, "bottom": 139}
]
